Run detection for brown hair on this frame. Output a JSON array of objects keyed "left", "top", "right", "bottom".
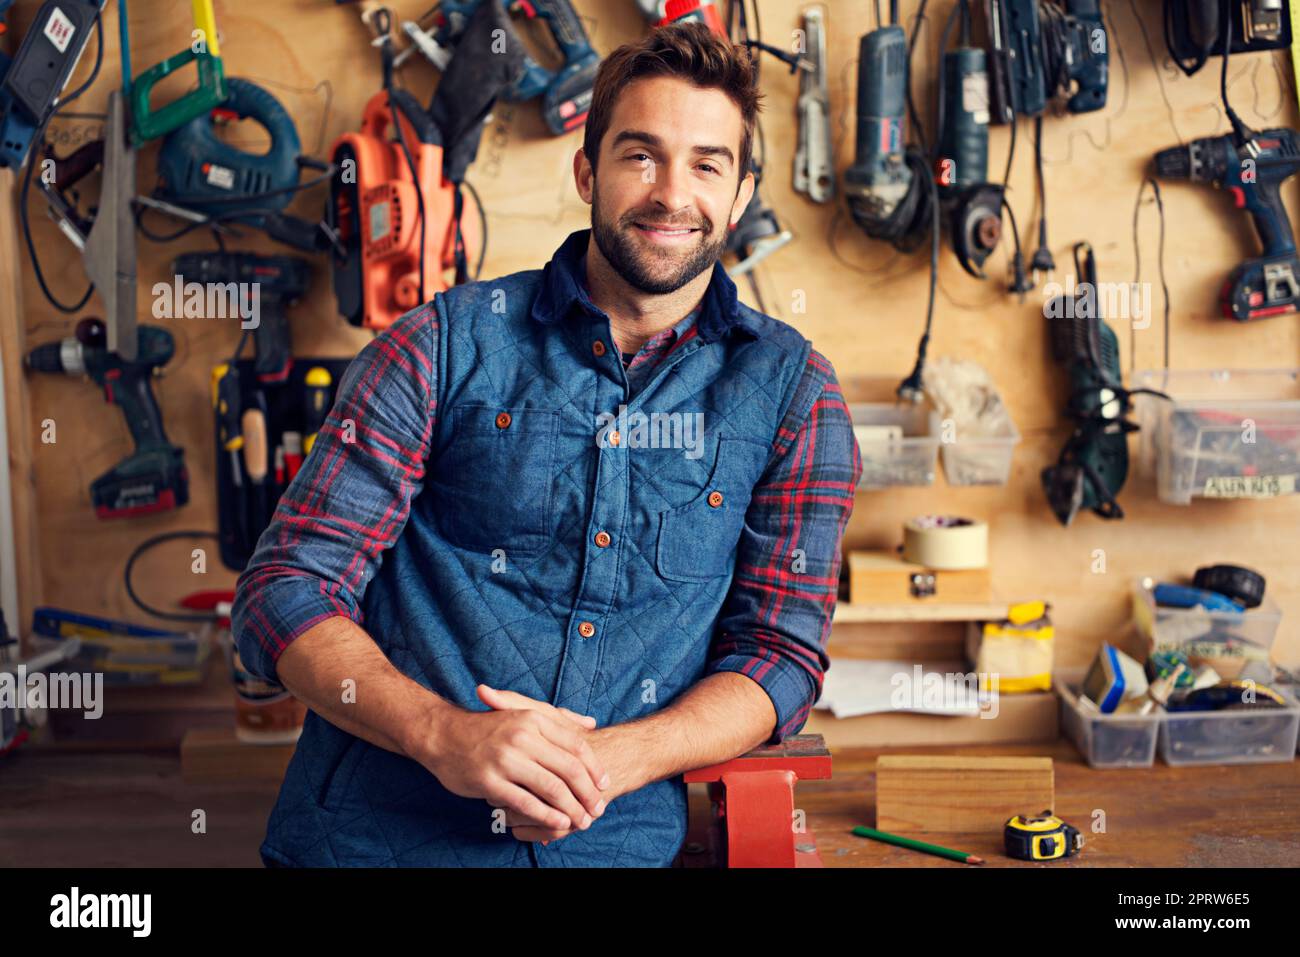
[{"left": 582, "top": 21, "right": 762, "bottom": 181}]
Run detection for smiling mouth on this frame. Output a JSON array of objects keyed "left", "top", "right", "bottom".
[{"left": 631, "top": 222, "right": 701, "bottom": 237}]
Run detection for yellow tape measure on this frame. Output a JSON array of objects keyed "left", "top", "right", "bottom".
[{"left": 1004, "top": 811, "right": 1083, "bottom": 861}]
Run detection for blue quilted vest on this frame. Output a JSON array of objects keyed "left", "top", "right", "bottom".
[{"left": 260, "top": 229, "right": 813, "bottom": 867}]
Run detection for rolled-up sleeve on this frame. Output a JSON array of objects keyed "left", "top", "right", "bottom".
[
  {"left": 231, "top": 302, "right": 439, "bottom": 684},
  {"left": 706, "top": 348, "right": 862, "bottom": 743}
]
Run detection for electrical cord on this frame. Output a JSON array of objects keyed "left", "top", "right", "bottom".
[
  {"left": 124, "top": 531, "right": 223, "bottom": 622},
  {"left": 463, "top": 178, "right": 488, "bottom": 280},
  {"left": 153, "top": 168, "right": 335, "bottom": 209},
  {"left": 1030, "top": 114, "right": 1054, "bottom": 276},
  {"left": 905, "top": 0, "right": 933, "bottom": 156},
  {"left": 1131, "top": 176, "right": 1171, "bottom": 372},
  {"left": 374, "top": 8, "right": 428, "bottom": 303},
  {"left": 1219, "top": 0, "right": 1250, "bottom": 141},
  {"left": 19, "top": 11, "right": 104, "bottom": 313},
  {"left": 898, "top": 166, "right": 940, "bottom": 402}
]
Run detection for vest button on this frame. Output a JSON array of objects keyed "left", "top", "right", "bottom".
[
  {"left": 608, "top": 430, "right": 621, "bottom": 447},
  {"left": 592, "top": 340, "right": 606, "bottom": 357},
  {"left": 495, "top": 411, "right": 512, "bottom": 429},
  {"left": 707, "top": 490, "right": 723, "bottom": 507},
  {"left": 594, "top": 531, "right": 611, "bottom": 548},
  {"left": 577, "top": 620, "right": 596, "bottom": 638}
]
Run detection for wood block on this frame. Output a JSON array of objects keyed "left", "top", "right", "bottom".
[
  {"left": 181, "top": 727, "right": 295, "bottom": 784},
  {"left": 849, "top": 551, "right": 991, "bottom": 605},
  {"left": 875, "top": 755, "right": 1054, "bottom": 834}
]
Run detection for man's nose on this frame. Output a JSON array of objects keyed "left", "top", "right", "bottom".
[{"left": 646, "top": 159, "right": 693, "bottom": 216}]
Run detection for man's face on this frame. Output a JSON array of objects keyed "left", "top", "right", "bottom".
[{"left": 576, "top": 76, "right": 755, "bottom": 295}]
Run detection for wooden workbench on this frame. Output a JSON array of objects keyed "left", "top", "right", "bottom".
[{"left": 3, "top": 740, "right": 1295, "bottom": 867}]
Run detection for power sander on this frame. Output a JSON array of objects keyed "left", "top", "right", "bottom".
[
  {"left": 25, "top": 320, "right": 189, "bottom": 519},
  {"left": 1153, "top": 126, "right": 1300, "bottom": 321}
]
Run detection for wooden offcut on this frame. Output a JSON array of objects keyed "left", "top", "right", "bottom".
[
  {"left": 875, "top": 755, "right": 1054, "bottom": 833},
  {"left": 849, "top": 550, "right": 992, "bottom": 605}
]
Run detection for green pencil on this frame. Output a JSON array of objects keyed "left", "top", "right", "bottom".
[{"left": 851, "top": 825, "right": 984, "bottom": 865}]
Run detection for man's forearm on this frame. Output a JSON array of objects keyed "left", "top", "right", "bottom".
[
  {"left": 273, "top": 615, "right": 454, "bottom": 761},
  {"left": 611, "top": 672, "right": 778, "bottom": 787}
]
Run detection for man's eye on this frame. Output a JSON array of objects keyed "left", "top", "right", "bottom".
[
  {"left": 629, "top": 153, "right": 653, "bottom": 163},
  {"left": 698, "top": 164, "right": 720, "bottom": 175}
]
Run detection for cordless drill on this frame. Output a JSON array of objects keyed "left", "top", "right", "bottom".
[
  {"left": 172, "top": 252, "right": 310, "bottom": 384},
  {"left": 1154, "top": 127, "right": 1300, "bottom": 321},
  {"left": 25, "top": 320, "right": 189, "bottom": 519}
]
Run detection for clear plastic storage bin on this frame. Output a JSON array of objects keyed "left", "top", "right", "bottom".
[
  {"left": 849, "top": 403, "right": 939, "bottom": 488},
  {"left": 940, "top": 420, "right": 1021, "bottom": 486},
  {"left": 1132, "top": 579, "right": 1280, "bottom": 676},
  {"left": 1134, "top": 368, "right": 1300, "bottom": 505},
  {"left": 1058, "top": 680, "right": 1161, "bottom": 768},
  {"left": 1159, "top": 693, "right": 1300, "bottom": 766}
]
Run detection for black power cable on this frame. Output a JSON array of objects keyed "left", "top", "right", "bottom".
[
  {"left": 124, "top": 531, "right": 223, "bottom": 622},
  {"left": 19, "top": 11, "right": 104, "bottom": 313}
]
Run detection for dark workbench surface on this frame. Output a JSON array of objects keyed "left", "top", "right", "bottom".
[{"left": 2, "top": 742, "right": 1297, "bottom": 867}]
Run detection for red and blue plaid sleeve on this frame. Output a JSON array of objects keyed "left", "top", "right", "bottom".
[
  {"left": 231, "top": 303, "right": 438, "bottom": 684},
  {"left": 706, "top": 348, "right": 862, "bottom": 743}
]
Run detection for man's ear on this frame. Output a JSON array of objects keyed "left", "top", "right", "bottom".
[
  {"left": 574, "top": 148, "right": 595, "bottom": 205},
  {"left": 730, "top": 170, "right": 756, "bottom": 226}
]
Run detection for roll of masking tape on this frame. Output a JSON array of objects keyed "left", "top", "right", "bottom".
[{"left": 901, "top": 515, "right": 988, "bottom": 570}]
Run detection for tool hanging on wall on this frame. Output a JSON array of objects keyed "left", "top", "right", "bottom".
[
  {"left": 793, "top": 5, "right": 833, "bottom": 203},
  {"left": 328, "top": 3, "right": 517, "bottom": 329},
  {"left": 1153, "top": 0, "right": 1300, "bottom": 320},
  {"left": 174, "top": 252, "right": 311, "bottom": 385},
  {"left": 1155, "top": 126, "right": 1300, "bottom": 320},
  {"left": 1164, "top": 0, "right": 1291, "bottom": 76},
  {"left": 120, "top": 0, "right": 227, "bottom": 144},
  {"left": 0, "top": 0, "right": 104, "bottom": 169},
  {"left": 842, "top": 1, "right": 939, "bottom": 401},
  {"left": 393, "top": 0, "right": 599, "bottom": 135},
  {"left": 25, "top": 320, "right": 189, "bottom": 519},
  {"left": 935, "top": 0, "right": 1004, "bottom": 279},
  {"left": 147, "top": 78, "right": 335, "bottom": 253},
  {"left": 983, "top": 0, "right": 1109, "bottom": 293},
  {"left": 1041, "top": 242, "right": 1166, "bottom": 525},
  {"left": 36, "top": 88, "right": 138, "bottom": 360}
]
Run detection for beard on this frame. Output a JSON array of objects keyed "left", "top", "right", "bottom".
[{"left": 590, "top": 181, "right": 730, "bottom": 295}]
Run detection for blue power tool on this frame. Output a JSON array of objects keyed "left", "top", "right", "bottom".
[
  {"left": 410, "top": 0, "right": 598, "bottom": 134},
  {"left": 152, "top": 77, "right": 329, "bottom": 252}
]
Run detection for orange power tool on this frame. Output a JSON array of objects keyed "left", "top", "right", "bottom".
[{"left": 327, "top": 88, "right": 478, "bottom": 330}]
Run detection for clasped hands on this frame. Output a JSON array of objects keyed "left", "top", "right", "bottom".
[{"left": 420, "top": 683, "right": 645, "bottom": 846}]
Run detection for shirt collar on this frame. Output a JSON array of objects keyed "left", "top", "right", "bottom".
[{"left": 528, "top": 228, "right": 762, "bottom": 343}]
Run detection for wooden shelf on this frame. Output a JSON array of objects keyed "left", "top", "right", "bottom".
[{"left": 833, "top": 600, "right": 1007, "bottom": 624}]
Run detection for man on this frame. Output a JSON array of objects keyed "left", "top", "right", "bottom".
[{"left": 232, "top": 21, "right": 862, "bottom": 867}]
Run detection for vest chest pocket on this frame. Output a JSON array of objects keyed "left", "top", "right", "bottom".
[
  {"left": 655, "top": 436, "right": 767, "bottom": 583},
  {"left": 437, "top": 405, "right": 558, "bottom": 557}
]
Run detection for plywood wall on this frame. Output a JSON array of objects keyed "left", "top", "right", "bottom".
[{"left": 5, "top": 0, "right": 1300, "bottom": 670}]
